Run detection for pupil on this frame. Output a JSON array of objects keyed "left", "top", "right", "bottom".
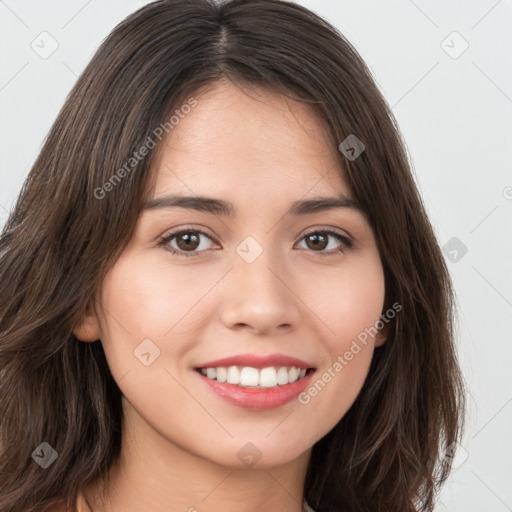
[
  {"left": 179, "top": 233, "right": 198, "bottom": 250},
  {"left": 308, "top": 233, "right": 327, "bottom": 250}
]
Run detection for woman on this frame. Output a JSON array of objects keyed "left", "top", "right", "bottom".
[{"left": 0, "top": 1, "right": 465, "bottom": 511}]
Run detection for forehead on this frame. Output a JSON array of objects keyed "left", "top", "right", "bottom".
[{"left": 150, "top": 79, "right": 351, "bottom": 202}]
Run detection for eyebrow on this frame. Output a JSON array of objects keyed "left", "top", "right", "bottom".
[{"left": 143, "top": 193, "right": 364, "bottom": 217}]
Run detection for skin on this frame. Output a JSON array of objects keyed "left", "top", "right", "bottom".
[{"left": 74, "top": 78, "right": 389, "bottom": 512}]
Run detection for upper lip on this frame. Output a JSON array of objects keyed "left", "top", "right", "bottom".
[{"left": 196, "top": 353, "right": 315, "bottom": 370}]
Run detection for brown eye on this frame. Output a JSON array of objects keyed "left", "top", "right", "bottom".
[
  {"left": 175, "top": 232, "right": 200, "bottom": 251},
  {"left": 159, "top": 229, "right": 216, "bottom": 257},
  {"left": 297, "top": 230, "right": 353, "bottom": 255},
  {"left": 304, "top": 232, "right": 329, "bottom": 251}
]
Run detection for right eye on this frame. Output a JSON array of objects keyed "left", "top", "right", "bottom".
[{"left": 158, "top": 229, "right": 218, "bottom": 258}]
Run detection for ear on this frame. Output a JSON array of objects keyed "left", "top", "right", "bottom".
[
  {"left": 375, "top": 318, "right": 392, "bottom": 347},
  {"left": 73, "top": 300, "right": 101, "bottom": 342}
]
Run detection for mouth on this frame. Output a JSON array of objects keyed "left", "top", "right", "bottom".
[
  {"left": 193, "top": 354, "right": 316, "bottom": 410},
  {"left": 196, "top": 365, "right": 314, "bottom": 388}
]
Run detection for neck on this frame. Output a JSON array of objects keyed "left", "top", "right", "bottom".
[{"left": 83, "top": 397, "right": 310, "bottom": 512}]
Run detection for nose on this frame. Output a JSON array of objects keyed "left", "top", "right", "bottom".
[{"left": 219, "top": 243, "right": 302, "bottom": 336}]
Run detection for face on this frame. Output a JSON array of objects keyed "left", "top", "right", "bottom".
[{"left": 74, "top": 79, "right": 387, "bottom": 470}]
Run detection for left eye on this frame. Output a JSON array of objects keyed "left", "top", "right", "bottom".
[
  {"left": 158, "top": 229, "right": 352, "bottom": 258},
  {"left": 297, "top": 230, "right": 353, "bottom": 254}
]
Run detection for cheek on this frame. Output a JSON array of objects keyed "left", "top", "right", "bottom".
[
  {"left": 297, "top": 339, "right": 374, "bottom": 447},
  {"left": 309, "top": 253, "right": 386, "bottom": 354},
  {"left": 98, "top": 252, "right": 205, "bottom": 343},
  {"left": 295, "top": 254, "right": 385, "bottom": 429},
  {"left": 95, "top": 250, "right": 230, "bottom": 387}
]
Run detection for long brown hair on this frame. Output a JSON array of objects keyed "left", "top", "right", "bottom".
[{"left": 0, "top": 1, "right": 465, "bottom": 511}]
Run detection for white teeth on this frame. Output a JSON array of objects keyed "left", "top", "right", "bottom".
[
  {"left": 276, "top": 367, "right": 289, "bottom": 385},
  {"left": 227, "top": 366, "right": 240, "bottom": 385},
  {"left": 288, "top": 367, "right": 300, "bottom": 383},
  {"left": 240, "top": 367, "right": 259, "bottom": 386},
  {"left": 199, "top": 365, "right": 309, "bottom": 388},
  {"left": 259, "top": 367, "right": 277, "bottom": 388},
  {"left": 216, "top": 367, "right": 227, "bottom": 383}
]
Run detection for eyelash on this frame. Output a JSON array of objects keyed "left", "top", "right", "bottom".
[{"left": 157, "top": 227, "right": 353, "bottom": 258}]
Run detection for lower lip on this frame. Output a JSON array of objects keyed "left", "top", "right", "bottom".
[{"left": 196, "top": 370, "right": 315, "bottom": 410}]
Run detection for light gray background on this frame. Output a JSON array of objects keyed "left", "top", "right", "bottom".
[{"left": 1, "top": 1, "right": 511, "bottom": 510}]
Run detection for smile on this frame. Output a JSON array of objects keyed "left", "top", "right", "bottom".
[
  {"left": 194, "top": 353, "right": 316, "bottom": 410},
  {"left": 198, "top": 365, "right": 310, "bottom": 388}
]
